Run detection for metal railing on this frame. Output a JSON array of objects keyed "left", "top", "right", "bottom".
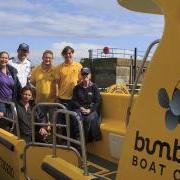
[
  {"left": 126, "top": 39, "right": 160, "bottom": 126},
  {"left": 88, "top": 47, "right": 153, "bottom": 60},
  {"left": 52, "top": 109, "right": 88, "bottom": 176},
  {"left": 31, "top": 102, "right": 67, "bottom": 143},
  {"left": 22, "top": 102, "right": 69, "bottom": 179},
  {"left": 22, "top": 103, "right": 88, "bottom": 178},
  {"left": 0, "top": 99, "right": 20, "bottom": 138}
]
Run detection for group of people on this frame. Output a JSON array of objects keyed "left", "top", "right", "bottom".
[{"left": 0, "top": 43, "right": 102, "bottom": 143}]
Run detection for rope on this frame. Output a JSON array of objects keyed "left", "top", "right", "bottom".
[{"left": 105, "top": 83, "right": 129, "bottom": 94}]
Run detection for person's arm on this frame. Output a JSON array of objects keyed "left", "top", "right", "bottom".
[
  {"left": 8, "top": 65, "right": 22, "bottom": 101},
  {"left": 90, "top": 85, "right": 102, "bottom": 112},
  {"left": 30, "top": 68, "right": 36, "bottom": 86},
  {"left": 0, "top": 112, "right": 4, "bottom": 118},
  {"left": 35, "top": 107, "right": 48, "bottom": 136},
  {"left": 16, "top": 77, "right": 22, "bottom": 100},
  {"left": 35, "top": 107, "right": 47, "bottom": 124},
  {"left": 55, "top": 79, "right": 59, "bottom": 102},
  {"left": 72, "top": 86, "right": 82, "bottom": 109},
  {"left": 54, "top": 67, "right": 61, "bottom": 101},
  {"left": 0, "top": 103, "right": 6, "bottom": 117},
  {"left": 50, "top": 76, "right": 57, "bottom": 101},
  {"left": 0, "top": 103, "right": 5, "bottom": 118}
]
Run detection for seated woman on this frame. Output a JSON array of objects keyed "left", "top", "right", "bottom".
[
  {"left": 0, "top": 51, "right": 21, "bottom": 131},
  {"left": 71, "top": 67, "right": 102, "bottom": 142},
  {"left": 15, "top": 86, "right": 48, "bottom": 143}
]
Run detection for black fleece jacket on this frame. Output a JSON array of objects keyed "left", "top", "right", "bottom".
[
  {"left": 72, "top": 82, "right": 101, "bottom": 112},
  {"left": 7, "top": 64, "right": 22, "bottom": 101}
]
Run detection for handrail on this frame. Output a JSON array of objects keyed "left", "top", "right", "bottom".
[
  {"left": 22, "top": 142, "right": 82, "bottom": 180},
  {"left": 22, "top": 102, "right": 82, "bottom": 179},
  {"left": 0, "top": 136, "right": 14, "bottom": 151},
  {"left": 52, "top": 109, "right": 89, "bottom": 176},
  {"left": 126, "top": 39, "right": 160, "bottom": 126},
  {"left": 0, "top": 99, "right": 20, "bottom": 138},
  {"left": 31, "top": 102, "right": 67, "bottom": 143}
]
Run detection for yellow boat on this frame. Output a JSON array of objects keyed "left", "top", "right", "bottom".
[{"left": 0, "top": 0, "right": 179, "bottom": 179}]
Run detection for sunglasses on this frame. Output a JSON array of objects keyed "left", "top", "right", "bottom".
[{"left": 81, "top": 72, "right": 89, "bottom": 76}]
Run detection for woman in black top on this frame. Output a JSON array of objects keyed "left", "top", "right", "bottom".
[
  {"left": 72, "top": 67, "right": 102, "bottom": 142},
  {"left": 16, "top": 86, "right": 48, "bottom": 143}
]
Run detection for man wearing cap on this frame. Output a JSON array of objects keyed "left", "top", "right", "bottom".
[{"left": 9, "top": 43, "right": 31, "bottom": 87}]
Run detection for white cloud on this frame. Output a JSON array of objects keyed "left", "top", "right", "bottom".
[
  {"left": 0, "top": 0, "right": 164, "bottom": 64},
  {"left": 0, "top": 0, "right": 164, "bottom": 38},
  {"left": 52, "top": 41, "right": 104, "bottom": 60},
  {"left": 0, "top": 0, "right": 31, "bottom": 8},
  {"left": 66, "top": 0, "right": 119, "bottom": 11},
  {"left": 28, "top": 41, "right": 105, "bottom": 65}
]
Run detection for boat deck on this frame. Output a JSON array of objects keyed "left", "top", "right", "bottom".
[{"left": 87, "top": 153, "right": 118, "bottom": 180}]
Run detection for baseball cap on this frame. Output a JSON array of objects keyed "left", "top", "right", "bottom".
[
  {"left": 17, "top": 43, "right": 29, "bottom": 52},
  {"left": 81, "top": 67, "right": 91, "bottom": 75}
]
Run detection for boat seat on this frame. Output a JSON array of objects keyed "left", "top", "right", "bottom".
[
  {"left": 100, "top": 93, "right": 131, "bottom": 135},
  {"left": 87, "top": 93, "right": 137, "bottom": 163},
  {"left": 101, "top": 121, "right": 126, "bottom": 135}
]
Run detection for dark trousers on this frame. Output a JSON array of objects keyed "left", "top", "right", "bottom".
[
  {"left": 55, "top": 99, "right": 72, "bottom": 144},
  {"left": 0, "top": 103, "right": 13, "bottom": 132},
  {"left": 71, "top": 109, "right": 101, "bottom": 143}
]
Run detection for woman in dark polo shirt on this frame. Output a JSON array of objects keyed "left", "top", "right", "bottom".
[
  {"left": 72, "top": 67, "right": 102, "bottom": 143},
  {"left": 0, "top": 51, "right": 21, "bottom": 130}
]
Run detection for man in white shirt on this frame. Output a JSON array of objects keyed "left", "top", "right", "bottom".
[{"left": 9, "top": 43, "right": 31, "bottom": 87}]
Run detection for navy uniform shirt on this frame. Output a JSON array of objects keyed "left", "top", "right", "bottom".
[{"left": 72, "top": 82, "right": 101, "bottom": 112}]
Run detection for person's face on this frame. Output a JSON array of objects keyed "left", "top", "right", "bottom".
[
  {"left": 17, "top": 49, "right": 29, "bottom": 60},
  {"left": 42, "top": 53, "right": 53, "bottom": 66},
  {"left": 63, "top": 49, "right": 73, "bottom": 62},
  {"left": 0, "top": 53, "right": 9, "bottom": 67},
  {"left": 21, "top": 90, "right": 32, "bottom": 103}
]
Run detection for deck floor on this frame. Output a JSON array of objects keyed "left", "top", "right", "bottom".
[{"left": 87, "top": 153, "right": 118, "bottom": 180}]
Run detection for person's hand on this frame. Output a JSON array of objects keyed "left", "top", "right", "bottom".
[
  {"left": 80, "top": 107, "right": 91, "bottom": 115},
  {"left": 39, "top": 128, "right": 48, "bottom": 136},
  {"left": 85, "top": 109, "right": 91, "bottom": 114},
  {"left": 0, "top": 112, "right": 4, "bottom": 118},
  {"left": 54, "top": 96, "right": 60, "bottom": 103},
  {"left": 47, "top": 125, "right": 51, "bottom": 132},
  {"left": 80, "top": 107, "right": 86, "bottom": 113}
]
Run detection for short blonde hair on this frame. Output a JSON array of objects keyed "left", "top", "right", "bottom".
[{"left": 42, "top": 50, "right": 54, "bottom": 59}]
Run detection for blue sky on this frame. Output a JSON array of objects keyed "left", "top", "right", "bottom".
[{"left": 0, "top": 0, "right": 164, "bottom": 65}]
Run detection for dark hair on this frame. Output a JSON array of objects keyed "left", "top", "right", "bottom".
[
  {"left": 42, "top": 50, "right": 54, "bottom": 59},
  {"left": 61, "top": 46, "right": 74, "bottom": 56},
  {"left": 0, "top": 51, "right": 9, "bottom": 59},
  {"left": 20, "top": 86, "right": 36, "bottom": 105}
]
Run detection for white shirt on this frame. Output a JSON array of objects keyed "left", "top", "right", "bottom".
[{"left": 9, "top": 57, "right": 31, "bottom": 87}]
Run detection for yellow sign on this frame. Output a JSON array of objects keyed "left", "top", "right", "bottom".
[{"left": 117, "top": 0, "right": 180, "bottom": 180}]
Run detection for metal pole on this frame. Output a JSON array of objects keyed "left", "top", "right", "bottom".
[
  {"left": 88, "top": 49, "right": 93, "bottom": 59},
  {"left": 134, "top": 47, "right": 137, "bottom": 83},
  {"left": 89, "top": 49, "right": 95, "bottom": 83},
  {"left": 126, "top": 39, "right": 160, "bottom": 127},
  {"left": 52, "top": 109, "right": 89, "bottom": 175},
  {"left": 130, "top": 55, "right": 133, "bottom": 85}
]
